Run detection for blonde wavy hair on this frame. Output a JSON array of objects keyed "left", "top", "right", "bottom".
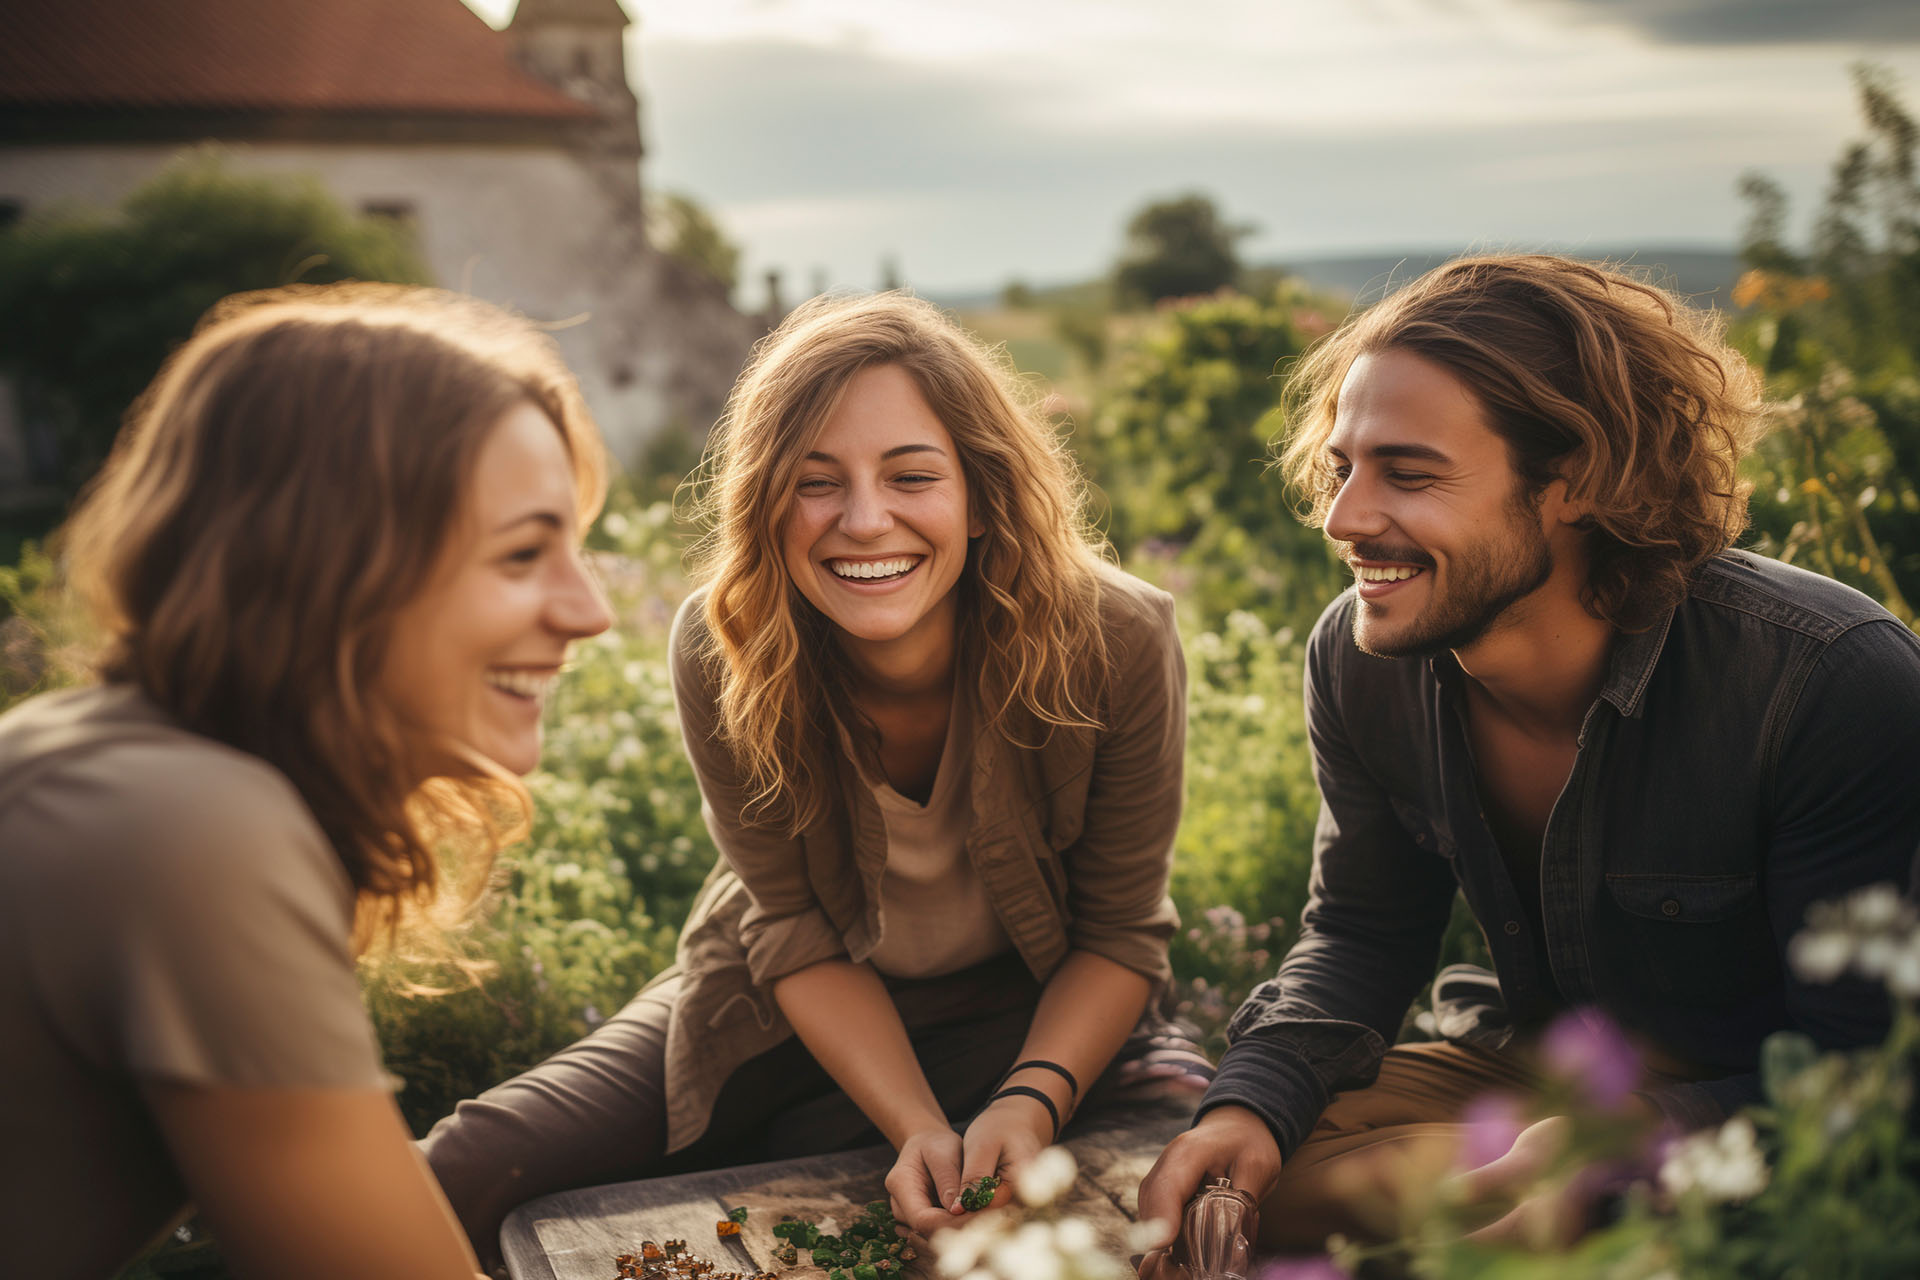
[
  {"left": 62, "top": 283, "right": 606, "bottom": 942},
  {"left": 1278, "top": 254, "right": 1766, "bottom": 630},
  {"left": 691, "top": 291, "right": 1109, "bottom": 833}
]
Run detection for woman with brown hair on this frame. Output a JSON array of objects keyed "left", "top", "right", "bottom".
[
  {"left": 425, "top": 292, "right": 1205, "bottom": 1268},
  {"left": 0, "top": 284, "right": 613, "bottom": 1279}
]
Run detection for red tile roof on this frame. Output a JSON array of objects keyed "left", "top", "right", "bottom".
[{"left": 0, "top": 0, "right": 596, "bottom": 120}]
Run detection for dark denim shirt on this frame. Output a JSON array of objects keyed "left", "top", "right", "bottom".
[{"left": 1204, "top": 550, "right": 1920, "bottom": 1155}]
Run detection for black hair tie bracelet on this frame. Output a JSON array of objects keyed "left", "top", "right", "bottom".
[
  {"left": 985, "top": 1085, "right": 1060, "bottom": 1141},
  {"left": 1004, "top": 1058, "right": 1079, "bottom": 1099}
]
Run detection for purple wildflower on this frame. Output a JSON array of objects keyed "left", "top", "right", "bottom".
[
  {"left": 1256, "top": 1258, "right": 1346, "bottom": 1280},
  {"left": 1541, "top": 1006, "right": 1641, "bottom": 1109},
  {"left": 1457, "top": 1092, "right": 1528, "bottom": 1169}
]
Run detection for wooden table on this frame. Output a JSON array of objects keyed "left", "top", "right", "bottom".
[{"left": 501, "top": 1100, "right": 1195, "bottom": 1280}]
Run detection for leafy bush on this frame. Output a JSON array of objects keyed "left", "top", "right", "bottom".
[
  {"left": 0, "top": 148, "right": 428, "bottom": 503},
  {"left": 1086, "top": 286, "right": 1348, "bottom": 631}
]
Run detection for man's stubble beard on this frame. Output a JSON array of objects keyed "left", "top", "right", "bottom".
[{"left": 1350, "top": 499, "right": 1556, "bottom": 660}]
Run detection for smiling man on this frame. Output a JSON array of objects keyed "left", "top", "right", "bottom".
[{"left": 1137, "top": 254, "right": 1920, "bottom": 1257}]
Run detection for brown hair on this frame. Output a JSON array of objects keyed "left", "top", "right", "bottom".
[
  {"left": 61, "top": 283, "right": 606, "bottom": 937},
  {"left": 691, "top": 291, "right": 1108, "bottom": 833},
  {"left": 1278, "top": 254, "right": 1765, "bottom": 629}
]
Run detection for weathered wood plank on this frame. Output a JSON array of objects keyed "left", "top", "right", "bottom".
[{"left": 501, "top": 1099, "right": 1197, "bottom": 1280}]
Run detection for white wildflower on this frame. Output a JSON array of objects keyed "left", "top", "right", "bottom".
[
  {"left": 1054, "top": 1218, "right": 1096, "bottom": 1255},
  {"left": 1788, "top": 930, "right": 1855, "bottom": 983},
  {"left": 988, "top": 1222, "right": 1064, "bottom": 1280},
  {"left": 1660, "top": 1116, "right": 1770, "bottom": 1204},
  {"left": 1855, "top": 934, "right": 1899, "bottom": 979},
  {"left": 1845, "top": 884, "right": 1910, "bottom": 931},
  {"left": 1016, "top": 1146, "right": 1080, "bottom": 1207},
  {"left": 935, "top": 1221, "right": 995, "bottom": 1277},
  {"left": 1126, "top": 1218, "right": 1172, "bottom": 1254},
  {"left": 1887, "top": 934, "right": 1920, "bottom": 1000}
]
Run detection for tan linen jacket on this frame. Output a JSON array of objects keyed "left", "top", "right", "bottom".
[{"left": 657, "top": 562, "right": 1186, "bottom": 1152}]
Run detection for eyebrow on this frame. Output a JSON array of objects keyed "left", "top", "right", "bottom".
[
  {"left": 803, "top": 443, "right": 950, "bottom": 463},
  {"left": 491, "top": 511, "right": 564, "bottom": 535},
  {"left": 1325, "top": 442, "right": 1454, "bottom": 466}
]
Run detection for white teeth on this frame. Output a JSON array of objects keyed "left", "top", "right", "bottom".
[
  {"left": 1356, "top": 565, "right": 1421, "bottom": 582},
  {"left": 486, "top": 669, "right": 558, "bottom": 699},
  {"left": 828, "top": 557, "right": 918, "bottom": 580}
]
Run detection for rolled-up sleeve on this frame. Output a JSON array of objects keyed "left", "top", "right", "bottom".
[
  {"left": 1066, "top": 585, "right": 1186, "bottom": 986},
  {"left": 669, "top": 595, "right": 847, "bottom": 986}
]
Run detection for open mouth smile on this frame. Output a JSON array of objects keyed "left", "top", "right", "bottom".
[
  {"left": 484, "top": 668, "right": 560, "bottom": 701},
  {"left": 827, "top": 555, "right": 923, "bottom": 583},
  {"left": 1349, "top": 560, "right": 1428, "bottom": 599}
]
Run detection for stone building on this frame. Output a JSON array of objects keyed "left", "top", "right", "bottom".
[{"left": 0, "top": 0, "right": 763, "bottom": 485}]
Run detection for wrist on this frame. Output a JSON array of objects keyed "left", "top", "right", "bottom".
[
  {"left": 983, "top": 1085, "right": 1065, "bottom": 1143},
  {"left": 885, "top": 1108, "right": 954, "bottom": 1149},
  {"left": 981, "top": 1090, "right": 1057, "bottom": 1143}
]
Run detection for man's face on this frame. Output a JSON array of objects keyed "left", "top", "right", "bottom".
[{"left": 1321, "top": 349, "right": 1561, "bottom": 659}]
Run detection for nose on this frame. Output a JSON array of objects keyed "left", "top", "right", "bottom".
[
  {"left": 1323, "top": 468, "right": 1386, "bottom": 546},
  {"left": 549, "top": 547, "right": 614, "bottom": 640},
  {"left": 838, "top": 479, "right": 894, "bottom": 541}
]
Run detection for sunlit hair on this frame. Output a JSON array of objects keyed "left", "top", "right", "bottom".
[
  {"left": 1277, "top": 254, "right": 1765, "bottom": 630},
  {"left": 61, "top": 283, "right": 607, "bottom": 943},
  {"left": 690, "top": 291, "right": 1108, "bottom": 833}
]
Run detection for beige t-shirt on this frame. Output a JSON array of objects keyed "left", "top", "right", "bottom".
[
  {"left": 851, "top": 689, "right": 1012, "bottom": 979},
  {"left": 0, "top": 685, "right": 388, "bottom": 1279}
]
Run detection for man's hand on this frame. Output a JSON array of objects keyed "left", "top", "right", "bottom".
[
  {"left": 1447, "top": 1115, "right": 1586, "bottom": 1249},
  {"left": 1133, "top": 1105, "right": 1280, "bottom": 1276}
]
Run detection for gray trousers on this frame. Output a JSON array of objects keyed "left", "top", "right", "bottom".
[{"left": 421, "top": 954, "right": 1043, "bottom": 1273}]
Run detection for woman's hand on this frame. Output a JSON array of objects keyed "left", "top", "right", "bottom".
[
  {"left": 958, "top": 1093, "right": 1051, "bottom": 1206},
  {"left": 886, "top": 1123, "right": 969, "bottom": 1238}
]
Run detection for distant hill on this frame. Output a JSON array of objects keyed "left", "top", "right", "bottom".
[
  {"left": 934, "top": 245, "right": 1746, "bottom": 313},
  {"left": 1271, "top": 246, "right": 1745, "bottom": 308}
]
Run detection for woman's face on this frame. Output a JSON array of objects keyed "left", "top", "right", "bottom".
[
  {"left": 780, "top": 363, "right": 984, "bottom": 673},
  {"left": 378, "top": 401, "right": 612, "bottom": 776}
]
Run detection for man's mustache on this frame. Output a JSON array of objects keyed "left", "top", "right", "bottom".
[{"left": 1338, "top": 540, "right": 1437, "bottom": 570}]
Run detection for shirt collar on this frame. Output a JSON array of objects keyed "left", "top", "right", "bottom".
[{"left": 1598, "top": 603, "right": 1678, "bottom": 718}]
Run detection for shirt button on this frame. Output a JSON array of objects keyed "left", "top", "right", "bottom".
[
  {"left": 1661, "top": 899, "right": 1682, "bottom": 917},
  {"left": 1503, "top": 920, "right": 1522, "bottom": 936}
]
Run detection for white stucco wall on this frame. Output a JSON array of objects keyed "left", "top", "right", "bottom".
[{"left": 0, "top": 140, "right": 705, "bottom": 464}]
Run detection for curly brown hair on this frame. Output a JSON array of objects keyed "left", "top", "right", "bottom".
[
  {"left": 689, "top": 291, "right": 1110, "bottom": 834},
  {"left": 1277, "top": 254, "right": 1766, "bottom": 630},
  {"left": 61, "top": 283, "right": 606, "bottom": 941}
]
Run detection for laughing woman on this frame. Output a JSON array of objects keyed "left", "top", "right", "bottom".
[
  {"left": 0, "top": 286, "right": 612, "bottom": 1280},
  {"left": 425, "top": 292, "right": 1203, "bottom": 1266}
]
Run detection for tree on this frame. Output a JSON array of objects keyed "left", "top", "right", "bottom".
[
  {"left": 647, "top": 191, "right": 740, "bottom": 298},
  {"left": 1112, "top": 193, "right": 1254, "bottom": 306},
  {"left": 1733, "top": 64, "right": 1920, "bottom": 621},
  {"left": 0, "top": 149, "right": 428, "bottom": 501},
  {"left": 1086, "top": 284, "right": 1347, "bottom": 627}
]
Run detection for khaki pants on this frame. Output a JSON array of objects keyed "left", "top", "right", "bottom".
[{"left": 1260, "top": 1042, "right": 1541, "bottom": 1253}]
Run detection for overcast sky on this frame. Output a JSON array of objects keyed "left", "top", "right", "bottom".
[{"left": 462, "top": 0, "right": 1920, "bottom": 296}]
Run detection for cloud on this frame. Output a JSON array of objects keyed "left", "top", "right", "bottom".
[
  {"left": 1532, "top": 0, "right": 1920, "bottom": 46},
  {"left": 631, "top": 27, "right": 1920, "bottom": 289}
]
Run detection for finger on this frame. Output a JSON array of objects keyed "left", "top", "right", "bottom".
[
  {"left": 924, "top": 1138, "right": 965, "bottom": 1216},
  {"left": 1450, "top": 1126, "right": 1561, "bottom": 1204},
  {"left": 960, "top": 1136, "right": 1004, "bottom": 1189},
  {"left": 886, "top": 1162, "right": 937, "bottom": 1229},
  {"left": 1135, "top": 1246, "right": 1186, "bottom": 1280},
  {"left": 1136, "top": 1137, "right": 1218, "bottom": 1250},
  {"left": 1463, "top": 1200, "right": 1530, "bottom": 1245}
]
